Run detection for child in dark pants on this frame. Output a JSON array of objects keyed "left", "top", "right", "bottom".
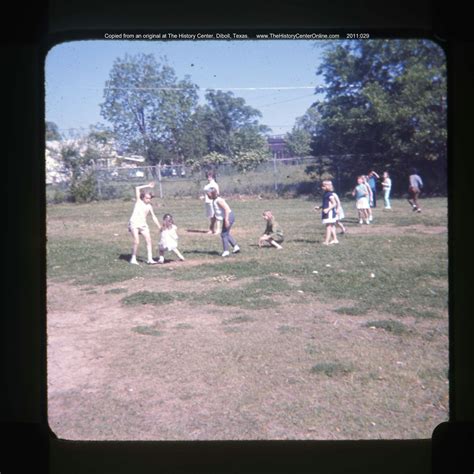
[{"left": 206, "top": 188, "right": 240, "bottom": 257}]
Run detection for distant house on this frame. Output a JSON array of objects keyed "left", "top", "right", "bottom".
[
  {"left": 45, "top": 138, "right": 148, "bottom": 184},
  {"left": 267, "top": 135, "right": 291, "bottom": 159},
  {"left": 45, "top": 140, "right": 71, "bottom": 184}
]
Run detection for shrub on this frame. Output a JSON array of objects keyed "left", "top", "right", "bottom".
[{"left": 69, "top": 170, "right": 98, "bottom": 203}]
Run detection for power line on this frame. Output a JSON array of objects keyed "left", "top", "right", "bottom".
[
  {"left": 94, "top": 85, "right": 326, "bottom": 91},
  {"left": 258, "top": 93, "right": 316, "bottom": 108}
]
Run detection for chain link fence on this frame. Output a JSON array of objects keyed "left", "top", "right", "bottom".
[
  {"left": 90, "top": 157, "right": 322, "bottom": 201},
  {"left": 46, "top": 155, "right": 447, "bottom": 203}
]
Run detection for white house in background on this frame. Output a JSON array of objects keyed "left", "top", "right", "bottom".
[
  {"left": 46, "top": 136, "right": 148, "bottom": 182},
  {"left": 46, "top": 140, "right": 71, "bottom": 184}
]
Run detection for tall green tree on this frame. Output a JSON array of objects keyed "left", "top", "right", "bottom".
[
  {"left": 285, "top": 127, "right": 312, "bottom": 157},
  {"left": 100, "top": 53, "right": 201, "bottom": 165},
  {"left": 202, "top": 90, "right": 270, "bottom": 158},
  {"left": 309, "top": 39, "right": 447, "bottom": 192}
]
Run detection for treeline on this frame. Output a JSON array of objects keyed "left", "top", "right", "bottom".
[
  {"left": 286, "top": 39, "right": 447, "bottom": 193},
  {"left": 48, "top": 39, "right": 447, "bottom": 195}
]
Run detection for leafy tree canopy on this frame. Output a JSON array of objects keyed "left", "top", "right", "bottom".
[
  {"left": 300, "top": 39, "right": 447, "bottom": 191},
  {"left": 100, "top": 53, "right": 200, "bottom": 165},
  {"left": 201, "top": 89, "right": 270, "bottom": 158},
  {"left": 100, "top": 56, "right": 270, "bottom": 169}
]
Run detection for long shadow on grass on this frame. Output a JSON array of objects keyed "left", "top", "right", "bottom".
[
  {"left": 290, "top": 239, "right": 320, "bottom": 244},
  {"left": 119, "top": 253, "right": 138, "bottom": 262},
  {"left": 118, "top": 254, "right": 163, "bottom": 264},
  {"left": 186, "top": 229, "right": 210, "bottom": 233},
  {"left": 184, "top": 249, "right": 221, "bottom": 256},
  {"left": 247, "top": 244, "right": 280, "bottom": 249}
]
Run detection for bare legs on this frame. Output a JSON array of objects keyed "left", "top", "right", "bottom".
[{"left": 130, "top": 228, "right": 156, "bottom": 264}]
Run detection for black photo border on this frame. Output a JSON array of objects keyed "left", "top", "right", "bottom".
[{"left": 4, "top": 0, "right": 473, "bottom": 473}]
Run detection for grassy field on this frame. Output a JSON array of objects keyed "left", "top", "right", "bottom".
[{"left": 46, "top": 196, "right": 449, "bottom": 440}]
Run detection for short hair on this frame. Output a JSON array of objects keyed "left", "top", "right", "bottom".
[
  {"left": 140, "top": 191, "right": 154, "bottom": 200},
  {"left": 162, "top": 213, "right": 174, "bottom": 227}
]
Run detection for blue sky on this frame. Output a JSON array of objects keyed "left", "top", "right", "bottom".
[{"left": 45, "top": 39, "right": 327, "bottom": 137}]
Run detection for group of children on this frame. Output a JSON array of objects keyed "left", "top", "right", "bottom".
[
  {"left": 128, "top": 178, "right": 245, "bottom": 264},
  {"left": 351, "top": 171, "right": 393, "bottom": 225},
  {"left": 128, "top": 167, "right": 422, "bottom": 263},
  {"left": 128, "top": 182, "right": 185, "bottom": 265}
]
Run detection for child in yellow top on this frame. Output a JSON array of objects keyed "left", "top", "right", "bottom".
[{"left": 128, "top": 182, "right": 161, "bottom": 265}]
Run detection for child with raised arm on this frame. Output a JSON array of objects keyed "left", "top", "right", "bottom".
[
  {"left": 128, "top": 182, "right": 161, "bottom": 265},
  {"left": 258, "top": 210, "right": 284, "bottom": 249},
  {"left": 206, "top": 187, "right": 240, "bottom": 257},
  {"left": 352, "top": 176, "right": 370, "bottom": 225},
  {"left": 157, "top": 213, "right": 185, "bottom": 263},
  {"left": 362, "top": 175, "right": 374, "bottom": 222},
  {"left": 315, "top": 180, "right": 339, "bottom": 245},
  {"left": 367, "top": 170, "right": 380, "bottom": 208}
]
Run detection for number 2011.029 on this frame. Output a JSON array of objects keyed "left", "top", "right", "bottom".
[{"left": 346, "top": 33, "right": 370, "bottom": 39}]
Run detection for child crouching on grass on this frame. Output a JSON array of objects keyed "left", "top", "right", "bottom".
[
  {"left": 315, "top": 180, "right": 339, "bottom": 245},
  {"left": 258, "top": 210, "right": 283, "bottom": 249},
  {"left": 157, "top": 213, "right": 185, "bottom": 263}
]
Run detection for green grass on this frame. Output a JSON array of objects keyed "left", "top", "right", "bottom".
[
  {"left": 310, "top": 361, "right": 355, "bottom": 377},
  {"left": 364, "top": 320, "right": 412, "bottom": 335},
  {"left": 47, "top": 197, "right": 448, "bottom": 320},
  {"left": 334, "top": 306, "right": 369, "bottom": 316},
  {"left": 121, "top": 290, "right": 189, "bottom": 306},
  {"left": 105, "top": 288, "right": 129, "bottom": 295},
  {"left": 222, "top": 315, "right": 255, "bottom": 325},
  {"left": 131, "top": 325, "right": 163, "bottom": 337}
]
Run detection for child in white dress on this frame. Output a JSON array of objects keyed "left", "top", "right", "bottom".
[
  {"left": 331, "top": 184, "right": 346, "bottom": 234},
  {"left": 158, "top": 214, "right": 185, "bottom": 263}
]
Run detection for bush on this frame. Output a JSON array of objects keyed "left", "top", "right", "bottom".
[
  {"left": 52, "top": 189, "right": 69, "bottom": 204},
  {"left": 69, "top": 170, "right": 98, "bottom": 203}
]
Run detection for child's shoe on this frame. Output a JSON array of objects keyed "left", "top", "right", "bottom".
[
  {"left": 147, "top": 259, "right": 157, "bottom": 265},
  {"left": 232, "top": 245, "right": 240, "bottom": 254},
  {"left": 130, "top": 258, "right": 139, "bottom": 265},
  {"left": 222, "top": 250, "right": 230, "bottom": 257},
  {"left": 158, "top": 256, "right": 165, "bottom": 264}
]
